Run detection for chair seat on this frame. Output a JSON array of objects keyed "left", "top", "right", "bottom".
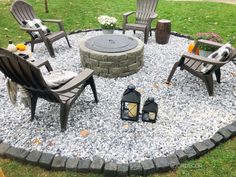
[
  {"left": 46, "top": 31, "right": 66, "bottom": 43},
  {"left": 184, "top": 58, "right": 202, "bottom": 72},
  {"left": 125, "top": 23, "right": 147, "bottom": 31},
  {"left": 58, "top": 87, "right": 81, "bottom": 103}
]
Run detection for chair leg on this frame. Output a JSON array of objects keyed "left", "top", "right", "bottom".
[
  {"left": 144, "top": 30, "right": 149, "bottom": 44},
  {"left": 65, "top": 35, "right": 71, "bottom": 48},
  {"left": 122, "top": 27, "right": 126, "bottom": 34},
  {"left": 30, "top": 95, "right": 38, "bottom": 121},
  {"left": 215, "top": 69, "right": 221, "bottom": 83},
  {"left": 203, "top": 75, "right": 214, "bottom": 96},
  {"left": 87, "top": 76, "right": 98, "bottom": 103},
  {"left": 166, "top": 62, "right": 180, "bottom": 83},
  {"left": 150, "top": 29, "right": 152, "bottom": 36},
  {"left": 31, "top": 42, "right": 35, "bottom": 52},
  {"left": 44, "top": 41, "right": 55, "bottom": 57},
  {"left": 133, "top": 30, "right": 136, "bottom": 34},
  {"left": 60, "top": 102, "right": 71, "bottom": 132}
]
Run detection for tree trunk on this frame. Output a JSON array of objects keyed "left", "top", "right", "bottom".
[{"left": 45, "top": 0, "right": 49, "bottom": 13}]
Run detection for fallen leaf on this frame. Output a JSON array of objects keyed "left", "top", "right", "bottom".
[
  {"left": 80, "top": 129, "right": 90, "bottom": 137},
  {"left": 232, "top": 72, "right": 236, "bottom": 77},
  {"left": 153, "top": 82, "right": 159, "bottom": 89},
  {"left": 47, "top": 140, "right": 54, "bottom": 147},
  {"left": 32, "top": 137, "right": 42, "bottom": 145},
  {"left": 123, "top": 123, "right": 129, "bottom": 129},
  {"left": 136, "top": 88, "right": 144, "bottom": 94}
]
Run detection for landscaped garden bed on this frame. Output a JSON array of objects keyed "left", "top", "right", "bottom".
[{"left": 0, "top": 31, "right": 235, "bottom": 176}]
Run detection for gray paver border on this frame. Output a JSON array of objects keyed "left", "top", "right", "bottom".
[{"left": 0, "top": 29, "right": 235, "bottom": 176}]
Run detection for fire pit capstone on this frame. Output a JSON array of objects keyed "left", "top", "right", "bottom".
[{"left": 79, "top": 34, "right": 144, "bottom": 78}]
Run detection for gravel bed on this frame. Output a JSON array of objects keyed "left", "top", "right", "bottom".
[{"left": 0, "top": 30, "right": 235, "bottom": 163}]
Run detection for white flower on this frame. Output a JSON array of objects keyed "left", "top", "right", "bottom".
[{"left": 98, "top": 15, "right": 117, "bottom": 29}]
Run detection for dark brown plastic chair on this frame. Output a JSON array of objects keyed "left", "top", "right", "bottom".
[
  {"left": 10, "top": 0, "right": 71, "bottom": 58},
  {"left": 0, "top": 48, "right": 98, "bottom": 131},
  {"left": 166, "top": 40, "right": 236, "bottom": 96},
  {"left": 122, "top": 0, "right": 159, "bottom": 44}
]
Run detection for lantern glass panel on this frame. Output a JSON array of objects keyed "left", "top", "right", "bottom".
[
  {"left": 142, "top": 97, "right": 158, "bottom": 123},
  {"left": 120, "top": 85, "right": 140, "bottom": 121}
]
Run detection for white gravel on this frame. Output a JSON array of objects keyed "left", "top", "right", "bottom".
[{"left": 0, "top": 30, "right": 235, "bottom": 163}]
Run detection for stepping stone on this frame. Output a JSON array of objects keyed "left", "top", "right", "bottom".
[
  {"left": 104, "top": 162, "right": 117, "bottom": 177},
  {"left": 167, "top": 154, "right": 180, "bottom": 168},
  {"left": 117, "top": 164, "right": 129, "bottom": 177},
  {"left": 210, "top": 133, "right": 224, "bottom": 145},
  {"left": 66, "top": 158, "right": 79, "bottom": 171},
  {"left": 193, "top": 142, "right": 208, "bottom": 156},
  {"left": 78, "top": 159, "right": 91, "bottom": 173},
  {"left": 26, "top": 150, "right": 42, "bottom": 165},
  {"left": 90, "top": 156, "right": 105, "bottom": 173},
  {"left": 184, "top": 146, "right": 197, "bottom": 160},
  {"left": 39, "top": 153, "right": 55, "bottom": 170},
  {"left": 141, "top": 159, "right": 155, "bottom": 175},
  {"left": 203, "top": 139, "right": 215, "bottom": 150},
  {"left": 175, "top": 150, "right": 188, "bottom": 163},
  {"left": 129, "top": 162, "right": 143, "bottom": 175},
  {"left": 51, "top": 156, "right": 67, "bottom": 170},
  {"left": 0, "top": 143, "right": 10, "bottom": 157},
  {"left": 5, "top": 147, "right": 29, "bottom": 162},
  {"left": 217, "top": 128, "right": 232, "bottom": 140},
  {"left": 225, "top": 125, "right": 236, "bottom": 136},
  {"left": 153, "top": 157, "right": 171, "bottom": 172}
]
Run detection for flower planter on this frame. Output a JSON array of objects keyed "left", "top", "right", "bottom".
[{"left": 102, "top": 29, "right": 114, "bottom": 34}]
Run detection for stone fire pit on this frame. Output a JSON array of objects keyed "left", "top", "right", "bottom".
[{"left": 79, "top": 34, "right": 144, "bottom": 77}]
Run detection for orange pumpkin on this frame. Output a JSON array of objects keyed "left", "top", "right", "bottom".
[
  {"left": 188, "top": 42, "right": 199, "bottom": 55},
  {"left": 16, "top": 43, "right": 26, "bottom": 51}
]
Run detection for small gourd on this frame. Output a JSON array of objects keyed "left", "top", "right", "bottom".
[
  {"left": 16, "top": 43, "right": 27, "bottom": 51},
  {"left": 7, "top": 41, "right": 17, "bottom": 52},
  {"left": 188, "top": 42, "right": 199, "bottom": 55}
]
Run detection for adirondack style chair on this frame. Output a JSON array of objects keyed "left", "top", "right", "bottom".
[
  {"left": 10, "top": 0, "right": 71, "bottom": 57},
  {"left": 166, "top": 40, "right": 236, "bottom": 96},
  {"left": 123, "top": 0, "right": 159, "bottom": 44},
  {"left": 0, "top": 48, "right": 98, "bottom": 131}
]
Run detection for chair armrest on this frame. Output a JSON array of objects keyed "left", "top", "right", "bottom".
[
  {"left": 147, "top": 13, "right": 158, "bottom": 26},
  {"left": 53, "top": 68, "right": 94, "bottom": 93},
  {"left": 182, "top": 52, "right": 227, "bottom": 66},
  {"left": 29, "top": 59, "right": 53, "bottom": 72},
  {"left": 123, "top": 11, "right": 135, "bottom": 17},
  {"left": 42, "top": 19, "right": 62, "bottom": 23},
  {"left": 42, "top": 19, "right": 64, "bottom": 31},
  {"left": 150, "top": 12, "right": 158, "bottom": 19},
  {"left": 20, "top": 26, "right": 47, "bottom": 40},
  {"left": 197, "top": 39, "right": 224, "bottom": 48}
]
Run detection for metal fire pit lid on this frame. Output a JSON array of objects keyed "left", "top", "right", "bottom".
[{"left": 85, "top": 34, "right": 138, "bottom": 53}]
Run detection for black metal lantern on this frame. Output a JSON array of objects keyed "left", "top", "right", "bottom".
[
  {"left": 121, "top": 84, "right": 141, "bottom": 121},
  {"left": 142, "top": 97, "right": 158, "bottom": 123}
]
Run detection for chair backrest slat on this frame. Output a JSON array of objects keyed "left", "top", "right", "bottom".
[
  {"left": 136, "top": 0, "right": 158, "bottom": 24},
  {"left": 10, "top": 0, "right": 37, "bottom": 25},
  {"left": 0, "top": 55, "right": 24, "bottom": 85}
]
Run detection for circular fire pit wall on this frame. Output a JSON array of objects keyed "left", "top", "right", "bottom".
[{"left": 79, "top": 35, "right": 144, "bottom": 77}]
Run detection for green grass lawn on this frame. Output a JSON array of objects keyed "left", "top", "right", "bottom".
[
  {"left": 0, "top": 0, "right": 236, "bottom": 176},
  {"left": 0, "top": 0, "right": 236, "bottom": 47}
]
